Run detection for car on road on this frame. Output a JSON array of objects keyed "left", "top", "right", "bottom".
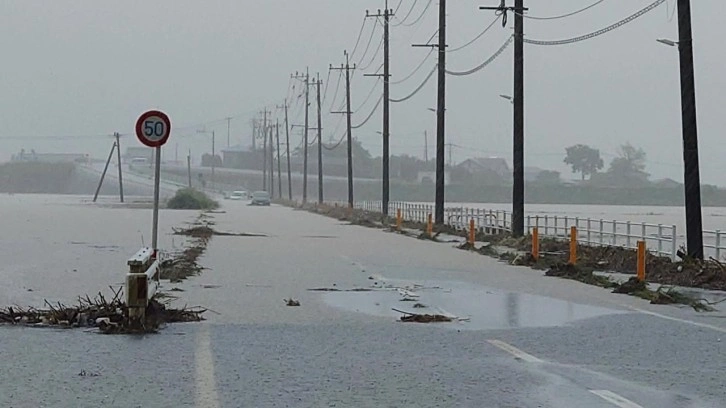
[
  {"left": 228, "top": 190, "right": 248, "bottom": 200},
  {"left": 250, "top": 191, "right": 271, "bottom": 206}
]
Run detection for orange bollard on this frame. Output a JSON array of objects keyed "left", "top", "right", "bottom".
[
  {"left": 532, "top": 227, "right": 539, "bottom": 260},
  {"left": 468, "top": 219, "right": 476, "bottom": 246},
  {"left": 637, "top": 240, "right": 646, "bottom": 282},
  {"left": 396, "top": 209, "right": 402, "bottom": 231},
  {"left": 568, "top": 226, "right": 577, "bottom": 265},
  {"left": 427, "top": 213, "right": 433, "bottom": 237}
]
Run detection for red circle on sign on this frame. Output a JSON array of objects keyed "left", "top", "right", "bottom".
[{"left": 135, "top": 110, "right": 171, "bottom": 148}]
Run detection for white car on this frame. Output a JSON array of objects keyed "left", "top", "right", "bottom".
[{"left": 228, "top": 190, "right": 248, "bottom": 200}]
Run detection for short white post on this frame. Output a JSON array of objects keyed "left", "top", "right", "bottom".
[
  {"left": 658, "top": 224, "right": 663, "bottom": 255},
  {"left": 626, "top": 221, "right": 632, "bottom": 248},
  {"left": 599, "top": 219, "right": 604, "bottom": 245},
  {"left": 612, "top": 221, "right": 617, "bottom": 246},
  {"left": 716, "top": 230, "right": 722, "bottom": 260}
]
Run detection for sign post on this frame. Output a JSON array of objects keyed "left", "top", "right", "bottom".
[{"left": 135, "top": 110, "right": 172, "bottom": 265}]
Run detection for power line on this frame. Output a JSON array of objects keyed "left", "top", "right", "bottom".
[
  {"left": 392, "top": 0, "right": 418, "bottom": 26},
  {"left": 446, "top": 16, "right": 500, "bottom": 53},
  {"left": 389, "top": 63, "right": 437, "bottom": 103},
  {"left": 349, "top": 17, "right": 368, "bottom": 59},
  {"left": 323, "top": 133, "right": 346, "bottom": 151},
  {"left": 326, "top": 69, "right": 344, "bottom": 112},
  {"left": 446, "top": 35, "right": 513, "bottom": 76},
  {"left": 391, "top": 48, "right": 434, "bottom": 84},
  {"left": 523, "top": 0, "right": 666, "bottom": 46},
  {"left": 352, "top": 95, "right": 383, "bottom": 129},
  {"left": 354, "top": 77, "right": 382, "bottom": 112},
  {"left": 398, "top": 0, "right": 433, "bottom": 27},
  {"left": 515, "top": 0, "right": 607, "bottom": 20},
  {"left": 355, "top": 19, "right": 380, "bottom": 65},
  {"left": 358, "top": 34, "right": 385, "bottom": 71}
]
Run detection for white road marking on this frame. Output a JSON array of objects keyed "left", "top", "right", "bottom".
[
  {"left": 195, "top": 325, "right": 221, "bottom": 408},
  {"left": 631, "top": 307, "right": 726, "bottom": 334},
  {"left": 487, "top": 339, "right": 543, "bottom": 363},
  {"left": 589, "top": 390, "right": 644, "bottom": 408}
]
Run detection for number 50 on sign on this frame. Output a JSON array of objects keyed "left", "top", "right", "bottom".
[{"left": 135, "top": 110, "right": 171, "bottom": 148}]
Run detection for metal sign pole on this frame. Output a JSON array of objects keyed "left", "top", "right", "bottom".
[{"left": 151, "top": 146, "right": 161, "bottom": 262}]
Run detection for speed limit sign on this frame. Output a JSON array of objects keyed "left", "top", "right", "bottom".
[{"left": 135, "top": 110, "right": 171, "bottom": 147}]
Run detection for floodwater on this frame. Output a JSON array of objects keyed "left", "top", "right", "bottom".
[
  {"left": 444, "top": 202, "right": 726, "bottom": 234},
  {"left": 0, "top": 193, "right": 197, "bottom": 307},
  {"left": 323, "top": 278, "right": 626, "bottom": 331}
]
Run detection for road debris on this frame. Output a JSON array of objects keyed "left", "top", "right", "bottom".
[
  {"left": 0, "top": 289, "right": 205, "bottom": 333},
  {"left": 284, "top": 298, "right": 301, "bottom": 307}
]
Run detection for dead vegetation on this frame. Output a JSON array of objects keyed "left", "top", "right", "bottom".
[{"left": 0, "top": 288, "right": 204, "bottom": 333}]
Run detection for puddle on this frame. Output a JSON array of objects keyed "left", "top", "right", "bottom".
[{"left": 322, "top": 279, "right": 627, "bottom": 330}]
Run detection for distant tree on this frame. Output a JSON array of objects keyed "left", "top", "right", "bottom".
[
  {"left": 535, "top": 170, "right": 561, "bottom": 185},
  {"left": 564, "top": 144, "right": 604, "bottom": 180},
  {"left": 608, "top": 143, "right": 647, "bottom": 176}
]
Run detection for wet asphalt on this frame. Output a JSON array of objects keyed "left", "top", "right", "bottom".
[{"left": 2, "top": 198, "right": 726, "bottom": 407}]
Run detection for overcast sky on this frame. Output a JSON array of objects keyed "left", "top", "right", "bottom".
[{"left": 1, "top": 1, "right": 725, "bottom": 184}]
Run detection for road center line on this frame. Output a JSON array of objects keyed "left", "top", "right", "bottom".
[
  {"left": 487, "top": 339, "right": 543, "bottom": 363},
  {"left": 631, "top": 307, "right": 726, "bottom": 334},
  {"left": 589, "top": 390, "right": 644, "bottom": 408},
  {"left": 195, "top": 325, "right": 221, "bottom": 408}
]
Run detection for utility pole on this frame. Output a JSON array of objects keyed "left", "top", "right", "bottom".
[
  {"left": 364, "top": 3, "right": 394, "bottom": 216},
  {"left": 226, "top": 117, "right": 232, "bottom": 147},
  {"left": 261, "top": 109, "right": 269, "bottom": 191},
  {"left": 414, "top": 0, "right": 446, "bottom": 224},
  {"left": 187, "top": 149, "right": 192, "bottom": 188},
  {"left": 447, "top": 143, "right": 453, "bottom": 168},
  {"left": 481, "top": 0, "right": 527, "bottom": 237},
  {"left": 676, "top": 0, "right": 703, "bottom": 259},
  {"left": 251, "top": 119, "right": 256, "bottom": 151},
  {"left": 424, "top": 130, "right": 429, "bottom": 163},
  {"left": 276, "top": 120, "right": 282, "bottom": 199},
  {"left": 269, "top": 123, "right": 274, "bottom": 197},
  {"left": 292, "top": 70, "right": 310, "bottom": 203},
  {"left": 114, "top": 132, "right": 124, "bottom": 203},
  {"left": 313, "top": 73, "right": 324, "bottom": 204},
  {"left": 263, "top": 124, "right": 268, "bottom": 192},
  {"left": 93, "top": 141, "right": 116, "bottom": 202},
  {"left": 278, "top": 99, "right": 293, "bottom": 200},
  {"left": 331, "top": 51, "right": 356, "bottom": 208}
]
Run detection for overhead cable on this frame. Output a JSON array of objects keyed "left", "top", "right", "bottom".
[
  {"left": 352, "top": 95, "right": 384, "bottom": 129},
  {"left": 349, "top": 18, "right": 368, "bottom": 59},
  {"left": 390, "top": 64, "right": 437, "bottom": 103},
  {"left": 391, "top": 48, "right": 434, "bottom": 85},
  {"left": 515, "top": 0, "right": 607, "bottom": 20},
  {"left": 446, "top": 36, "right": 513, "bottom": 76},
  {"left": 447, "top": 16, "right": 500, "bottom": 53},
  {"left": 359, "top": 34, "right": 385, "bottom": 71},
  {"left": 354, "top": 77, "right": 382, "bottom": 112},
  {"left": 392, "top": 0, "right": 418, "bottom": 26},
  {"left": 399, "top": 0, "right": 433, "bottom": 27},
  {"left": 523, "top": 0, "right": 666, "bottom": 46},
  {"left": 355, "top": 19, "right": 379, "bottom": 65}
]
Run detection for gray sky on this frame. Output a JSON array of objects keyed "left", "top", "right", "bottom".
[{"left": 1, "top": 1, "right": 725, "bottom": 184}]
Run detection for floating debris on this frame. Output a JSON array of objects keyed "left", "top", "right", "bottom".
[{"left": 284, "top": 298, "right": 301, "bottom": 307}]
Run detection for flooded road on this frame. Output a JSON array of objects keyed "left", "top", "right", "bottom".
[{"left": 2, "top": 194, "right": 726, "bottom": 407}]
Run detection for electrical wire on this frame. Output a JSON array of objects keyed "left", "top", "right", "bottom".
[
  {"left": 515, "top": 0, "right": 607, "bottom": 20},
  {"left": 354, "top": 77, "right": 382, "bottom": 112},
  {"left": 523, "top": 0, "right": 666, "bottom": 46},
  {"left": 446, "top": 36, "right": 513, "bottom": 76},
  {"left": 399, "top": 0, "right": 433, "bottom": 27},
  {"left": 321, "top": 69, "right": 332, "bottom": 104},
  {"left": 393, "top": 0, "right": 404, "bottom": 14},
  {"left": 326, "top": 70, "right": 344, "bottom": 112},
  {"left": 391, "top": 48, "right": 434, "bottom": 85},
  {"left": 355, "top": 19, "right": 379, "bottom": 65},
  {"left": 323, "top": 133, "right": 347, "bottom": 151},
  {"left": 358, "top": 34, "right": 385, "bottom": 71},
  {"left": 349, "top": 17, "right": 368, "bottom": 60},
  {"left": 392, "top": 0, "right": 418, "bottom": 26},
  {"left": 352, "top": 95, "right": 383, "bottom": 129},
  {"left": 390, "top": 63, "right": 437, "bottom": 103},
  {"left": 447, "top": 16, "right": 500, "bottom": 53}
]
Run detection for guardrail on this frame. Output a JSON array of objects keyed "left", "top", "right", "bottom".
[
  {"left": 125, "top": 247, "right": 159, "bottom": 325},
  {"left": 339, "top": 200, "right": 726, "bottom": 261}
]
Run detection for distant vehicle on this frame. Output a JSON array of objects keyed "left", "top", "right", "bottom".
[
  {"left": 250, "top": 191, "right": 271, "bottom": 206},
  {"left": 228, "top": 190, "right": 248, "bottom": 200}
]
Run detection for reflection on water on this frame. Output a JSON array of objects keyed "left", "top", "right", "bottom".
[{"left": 323, "top": 279, "right": 625, "bottom": 330}]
